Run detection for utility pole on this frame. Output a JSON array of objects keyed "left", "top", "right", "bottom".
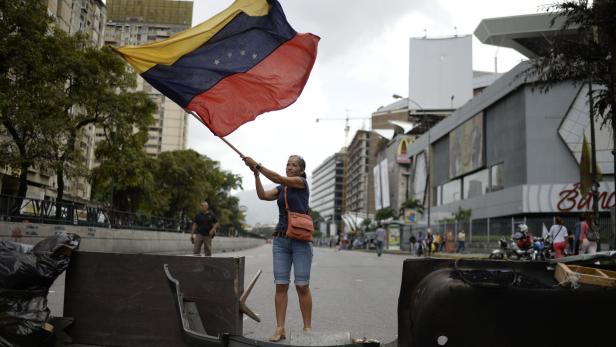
[{"left": 588, "top": 78, "right": 601, "bottom": 251}]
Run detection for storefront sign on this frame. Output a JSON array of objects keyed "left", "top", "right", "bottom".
[
  {"left": 557, "top": 183, "right": 616, "bottom": 211},
  {"left": 523, "top": 182, "right": 615, "bottom": 213}
]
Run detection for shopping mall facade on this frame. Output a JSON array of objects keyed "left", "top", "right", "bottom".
[{"left": 406, "top": 14, "right": 615, "bottom": 246}]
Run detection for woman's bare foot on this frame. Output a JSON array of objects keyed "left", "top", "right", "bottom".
[
  {"left": 269, "top": 327, "right": 286, "bottom": 342},
  {"left": 303, "top": 327, "right": 312, "bottom": 332}
]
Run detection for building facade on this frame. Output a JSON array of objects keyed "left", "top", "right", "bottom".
[
  {"left": 405, "top": 14, "right": 615, "bottom": 245},
  {"left": 104, "top": 0, "right": 192, "bottom": 156},
  {"left": 47, "top": 0, "right": 107, "bottom": 47},
  {"left": 310, "top": 152, "right": 345, "bottom": 237},
  {"left": 345, "top": 130, "right": 383, "bottom": 217}
]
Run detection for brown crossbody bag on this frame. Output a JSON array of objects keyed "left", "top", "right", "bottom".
[{"left": 284, "top": 186, "right": 313, "bottom": 242}]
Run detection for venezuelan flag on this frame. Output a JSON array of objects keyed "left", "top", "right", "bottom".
[{"left": 112, "top": 0, "right": 319, "bottom": 137}]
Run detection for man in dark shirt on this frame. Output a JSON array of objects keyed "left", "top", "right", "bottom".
[{"left": 191, "top": 201, "right": 219, "bottom": 256}]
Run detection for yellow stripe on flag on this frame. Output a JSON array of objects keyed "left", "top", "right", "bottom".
[{"left": 111, "top": 0, "right": 270, "bottom": 74}]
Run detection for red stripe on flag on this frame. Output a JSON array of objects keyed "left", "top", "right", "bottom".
[{"left": 187, "top": 33, "right": 320, "bottom": 137}]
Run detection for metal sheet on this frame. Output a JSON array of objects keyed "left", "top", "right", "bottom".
[{"left": 64, "top": 252, "right": 244, "bottom": 347}]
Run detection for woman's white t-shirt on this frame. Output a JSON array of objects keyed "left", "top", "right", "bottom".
[{"left": 548, "top": 224, "right": 568, "bottom": 243}]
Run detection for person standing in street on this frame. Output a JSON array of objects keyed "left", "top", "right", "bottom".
[
  {"left": 191, "top": 201, "right": 219, "bottom": 256},
  {"left": 574, "top": 215, "right": 583, "bottom": 255},
  {"left": 548, "top": 217, "right": 568, "bottom": 258},
  {"left": 456, "top": 229, "right": 466, "bottom": 253},
  {"left": 375, "top": 224, "right": 386, "bottom": 256},
  {"left": 580, "top": 213, "right": 598, "bottom": 254},
  {"left": 426, "top": 229, "right": 434, "bottom": 256},
  {"left": 243, "top": 155, "right": 313, "bottom": 342}
]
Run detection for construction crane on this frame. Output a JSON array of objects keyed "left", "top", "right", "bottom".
[
  {"left": 315, "top": 111, "right": 371, "bottom": 225},
  {"left": 315, "top": 111, "right": 371, "bottom": 147}
]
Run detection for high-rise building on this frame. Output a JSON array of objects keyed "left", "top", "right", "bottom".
[
  {"left": 104, "top": 0, "right": 192, "bottom": 156},
  {"left": 311, "top": 152, "right": 345, "bottom": 237},
  {"left": 47, "top": 0, "right": 107, "bottom": 47},
  {"left": 345, "top": 130, "right": 384, "bottom": 217}
]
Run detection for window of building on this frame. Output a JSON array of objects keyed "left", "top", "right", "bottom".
[
  {"left": 463, "top": 168, "right": 489, "bottom": 199},
  {"left": 490, "top": 163, "right": 504, "bottom": 192},
  {"left": 442, "top": 179, "right": 461, "bottom": 205},
  {"left": 433, "top": 185, "right": 442, "bottom": 206}
]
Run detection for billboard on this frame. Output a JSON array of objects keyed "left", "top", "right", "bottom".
[
  {"left": 380, "top": 159, "right": 390, "bottom": 208},
  {"left": 449, "top": 112, "right": 484, "bottom": 178},
  {"left": 412, "top": 151, "right": 428, "bottom": 204},
  {"left": 373, "top": 164, "right": 382, "bottom": 210}
]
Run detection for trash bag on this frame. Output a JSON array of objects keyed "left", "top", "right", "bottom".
[{"left": 0, "top": 233, "right": 80, "bottom": 347}]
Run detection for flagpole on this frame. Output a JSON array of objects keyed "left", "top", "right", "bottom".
[{"left": 187, "top": 111, "right": 246, "bottom": 158}]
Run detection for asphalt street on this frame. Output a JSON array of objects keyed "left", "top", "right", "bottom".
[
  {"left": 223, "top": 244, "right": 404, "bottom": 343},
  {"left": 49, "top": 244, "right": 406, "bottom": 344}
]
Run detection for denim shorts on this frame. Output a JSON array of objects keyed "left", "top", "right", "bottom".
[{"left": 272, "top": 236, "right": 313, "bottom": 286}]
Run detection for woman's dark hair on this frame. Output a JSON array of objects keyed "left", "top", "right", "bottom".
[
  {"left": 555, "top": 217, "right": 563, "bottom": 225},
  {"left": 290, "top": 155, "right": 307, "bottom": 178}
]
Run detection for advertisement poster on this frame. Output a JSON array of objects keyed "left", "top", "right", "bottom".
[
  {"left": 373, "top": 164, "right": 382, "bottom": 210},
  {"left": 380, "top": 159, "right": 390, "bottom": 208},
  {"left": 387, "top": 225, "right": 400, "bottom": 250},
  {"left": 449, "top": 112, "right": 484, "bottom": 178}
]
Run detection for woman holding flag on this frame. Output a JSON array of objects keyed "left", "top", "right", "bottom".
[
  {"left": 243, "top": 155, "right": 313, "bottom": 341},
  {"left": 111, "top": 0, "right": 319, "bottom": 339}
]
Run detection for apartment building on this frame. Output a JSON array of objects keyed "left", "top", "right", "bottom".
[
  {"left": 310, "top": 152, "right": 345, "bottom": 237},
  {"left": 104, "top": 0, "right": 192, "bottom": 156}
]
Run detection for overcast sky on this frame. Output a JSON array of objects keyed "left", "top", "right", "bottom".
[{"left": 187, "top": 0, "right": 551, "bottom": 193}]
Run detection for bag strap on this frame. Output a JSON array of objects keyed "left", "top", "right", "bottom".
[
  {"left": 554, "top": 225, "right": 564, "bottom": 240},
  {"left": 284, "top": 186, "right": 289, "bottom": 211}
]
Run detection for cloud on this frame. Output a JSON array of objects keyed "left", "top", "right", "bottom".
[{"left": 187, "top": 0, "right": 549, "bottom": 196}]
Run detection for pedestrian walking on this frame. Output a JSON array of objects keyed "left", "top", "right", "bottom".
[
  {"left": 426, "top": 229, "right": 434, "bottom": 256},
  {"left": 456, "top": 229, "right": 466, "bottom": 253},
  {"left": 191, "top": 201, "right": 219, "bottom": 256},
  {"left": 445, "top": 230, "right": 455, "bottom": 253},
  {"left": 409, "top": 234, "right": 417, "bottom": 255},
  {"left": 580, "top": 213, "right": 598, "bottom": 254},
  {"left": 574, "top": 215, "right": 583, "bottom": 255},
  {"left": 243, "top": 155, "right": 313, "bottom": 341},
  {"left": 548, "top": 217, "right": 567, "bottom": 258},
  {"left": 433, "top": 233, "right": 442, "bottom": 253},
  {"left": 375, "top": 224, "right": 386, "bottom": 256}
]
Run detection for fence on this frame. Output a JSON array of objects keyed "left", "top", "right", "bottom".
[
  {"left": 0, "top": 194, "right": 260, "bottom": 238},
  {"left": 406, "top": 214, "right": 616, "bottom": 253}
]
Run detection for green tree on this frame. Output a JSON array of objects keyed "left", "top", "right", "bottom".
[
  {"left": 375, "top": 207, "right": 396, "bottom": 221},
  {"left": 49, "top": 45, "right": 150, "bottom": 203},
  {"left": 0, "top": 0, "right": 67, "bottom": 198},
  {"left": 361, "top": 217, "right": 371, "bottom": 229},
  {"left": 401, "top": 198, "right": 425, "bottom": 215},
  {"left": 310, "top": 209, "right": 323, "bottom": 235},
  {"left": 90, "top": 93, "right": 156, "bottom": 212},
  {"left": 453, "top": 207, "right": 472, "bottom": 221},
  {"left": 151, "top": 150, "right": 243, "bottom": 228}
]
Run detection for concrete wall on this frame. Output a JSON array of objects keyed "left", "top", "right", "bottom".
[
  {"left": 525, "top": 83, "right": 580, "bottom": 184},
  {"left": 0, "top": 222, "right": 264, "bottom": 254}
]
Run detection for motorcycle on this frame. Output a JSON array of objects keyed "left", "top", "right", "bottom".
[
  {"left": 489, "top": 238, "right": 533, "bottom": 260},
  {"left": 530, "top": 237, "right": 552, "bottom": 261}
]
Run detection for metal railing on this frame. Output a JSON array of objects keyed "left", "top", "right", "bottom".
[{"left": 0, "top": 194, "right": 260, "bottom": 238}]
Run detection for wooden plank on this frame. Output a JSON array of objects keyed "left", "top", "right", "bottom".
[{"left": 555, "top": 263, "right": 616, "bottom": 288}]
